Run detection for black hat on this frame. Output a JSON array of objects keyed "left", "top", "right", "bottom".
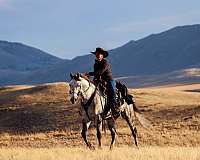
[{"left": 91, "top": 47, "right": 109, "bottom": 58}]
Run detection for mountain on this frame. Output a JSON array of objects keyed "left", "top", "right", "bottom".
[
  {"left": 28, "top": 24, "right": 200, "bottom": 84},
  {"left": 109, "top": 24, "right": 200, "bottom": 76},
  {"left": 0, "top": 41, "right": 65, "bottom": 85},
  {"left": 1, "top": 24, "right": 200, "bottom": 86},
  {"left": 0, "top": 40, "right": 63, "bottom": 71}
]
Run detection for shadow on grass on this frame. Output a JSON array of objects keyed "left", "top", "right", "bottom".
[
  {"left": 0, "top": 103, "right": 82, "bottom": 135},
  {"left": 184, "top": 89, "right": 200, "bottom": 93}
]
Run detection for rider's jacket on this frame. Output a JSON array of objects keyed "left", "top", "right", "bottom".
[{"left": 89, "top": 59, "right": 113, "bottom": 82}]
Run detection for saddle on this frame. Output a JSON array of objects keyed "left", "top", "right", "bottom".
[
  {"left": 98, "top": 80, "right": 136, "bottom": 119},
  {"left": 95, "top": 79, "right": 135, "bottom": 106},
  {"left": 115, "top": 81, "right": 135, "bottom": 105}
]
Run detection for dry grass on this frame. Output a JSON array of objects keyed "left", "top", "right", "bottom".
[
  {"left": 0, "top": 146, "right": 200, "bottom": 160},
  {"left": 0, "top": 82, "right": 200, "bottom": 150}
]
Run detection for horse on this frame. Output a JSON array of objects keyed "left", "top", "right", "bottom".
[{"left": 68, "top": 72, "right": 149, "bottom": 149}]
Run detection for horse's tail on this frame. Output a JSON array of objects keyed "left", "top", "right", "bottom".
[{"left": 132, "top": 103, "right": 152, "bottom": 129}]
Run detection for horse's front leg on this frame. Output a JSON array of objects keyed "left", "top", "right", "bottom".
[{"left": 81, "top": 121, "right": 94, "bottom": 149}]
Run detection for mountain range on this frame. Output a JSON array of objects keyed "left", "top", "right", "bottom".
[{"left": 0, "top": 24, "right": 200, "bottom": 86}]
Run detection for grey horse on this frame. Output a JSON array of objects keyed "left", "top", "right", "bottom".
[{"left": 69, "top": 73, "right": 149, "bottom": 149}]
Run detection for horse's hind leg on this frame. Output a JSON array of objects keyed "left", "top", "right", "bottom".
[
  {"left": 81, "top": 121, "right": 94, "bottom": 149},
  {"left": 107, "top": 118, "right": 116, "bottom": 150},
  {"left": 121, "top": 112, "right": 138, "bottom": 147}
]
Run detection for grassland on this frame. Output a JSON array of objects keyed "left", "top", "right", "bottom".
[
  {"left": 0, "top": 146, "right": 200, "bottom": 160},
  {"left": 0, "top": 82, "right": 200, "bottom": 159}
]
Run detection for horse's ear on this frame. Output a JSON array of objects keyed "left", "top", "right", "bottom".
[
  {"left": 76, "top": 72, "right": 82, "bottom": 80},
  {"left": 73, "top": 73, "right": 80, "bottom": 81},
  {"left": 70, "top": 72, "right": 74, "bottom": 79},
  {"left": 77, "top": 72, "right": 80, "bottom": 78}
]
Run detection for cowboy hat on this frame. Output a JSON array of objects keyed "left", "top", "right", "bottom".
[{"left": 91, "top": 47, "right": 109, "bottom": 58}]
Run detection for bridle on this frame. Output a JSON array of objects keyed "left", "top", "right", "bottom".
[
  {"left": 70, "top": 75, "right": 107, "bottom": 121},
  {"left": 71, "top": 77, "right": 97, "bottom": 120},
  {"left": 70, "top": 77, "right": 93, "bottom": 99}
]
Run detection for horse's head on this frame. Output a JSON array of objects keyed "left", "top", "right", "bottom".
[
  {"left": 69, "top": 72, "right": 91, "bottom": 104},
  {"left": 69, "top": 72, "right": 82, "bottom": 104}
]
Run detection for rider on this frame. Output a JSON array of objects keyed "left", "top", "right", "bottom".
[{"left": 85, "top": 47, "right": 120, "bottom": 118}]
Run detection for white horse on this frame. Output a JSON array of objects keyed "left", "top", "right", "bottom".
[{"left": 69, "top": 73, "right": 149, "bottom": 149}]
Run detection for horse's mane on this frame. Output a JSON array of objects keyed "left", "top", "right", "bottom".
[
  {"left": 80, "top": 74, "right": 96, "bottom": 86},
  {"left": 80, "top": 74, "right": 90, "bottom": 81}
]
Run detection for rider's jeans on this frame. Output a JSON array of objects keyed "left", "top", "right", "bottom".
[{"left": 107, "top": 80, "right": 117, "bottom": 107}]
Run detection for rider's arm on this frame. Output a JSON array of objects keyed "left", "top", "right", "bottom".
[
  {"left": 87, "top": 61, "right": 109, "bottom": 77},
  {"left": 95, "top": 61, "right": 110, "bottom": 76}
]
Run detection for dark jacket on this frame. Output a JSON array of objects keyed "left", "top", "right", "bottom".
[{"left": 89, "top": 59, "right": 113, "bottom": 82}]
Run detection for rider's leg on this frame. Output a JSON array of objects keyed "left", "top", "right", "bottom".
[
  {"left": 107, "top": 80, "right": 117, "bottom": 104},
  {"left": 107, "top": 80, "right": 120, "bottom": 118}
]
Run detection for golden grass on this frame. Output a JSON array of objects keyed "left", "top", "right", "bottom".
[
  {"left": 0, "top": 82, "right": 200, "bottom": 148},
  {"left": 133, "top": 88, "right": 200, "bottom": 108},
  {"left": 0, "top": 146, "right": 199, "bottom": 160}
]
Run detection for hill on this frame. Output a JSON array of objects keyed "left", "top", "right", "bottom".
[
  {"left": 0, "top": 41, "right": 63, "bottom": 71},
  {"left": 109, "top": 24, "right": 200, "bottom": 76},
  {"left": 40, "top": 24, "right": 200, "bottom": 83},
  {"left": 1, "top": 24, "right": 200, "bottom": 85},
  {"left": 0, "top": 41, "right": 65, "bottom": 85}
]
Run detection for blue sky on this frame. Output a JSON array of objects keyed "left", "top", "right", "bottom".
[{"left": 0, "top": 0, "right": 200, "bottom": 59}]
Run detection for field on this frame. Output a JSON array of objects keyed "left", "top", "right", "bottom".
[
  {"left": 0, "top": 146, "right": 200, "bottom": 160},
  {"left": 0, "top": 82, "right": 200, "bottom": 159}
]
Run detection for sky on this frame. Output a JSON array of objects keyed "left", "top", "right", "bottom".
[{"left": 0, "top": 0, "right": 200, "bottom": 59}]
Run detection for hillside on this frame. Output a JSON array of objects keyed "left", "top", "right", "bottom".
[
  {"left": 1, "top": 24, "right": 200, "bottom": 85},
  {"left": 116, "top": 68, "right": 200, "bottom": 88},
  {"left": 0, "top": 41, "right": 65, "bottom": 86},
  {"left": 110, "top": 24, "right": 200, "bottom": 76},
  {"left": 40, "top": 24, "right": 200, "bottom": 83},
  {"left": 0, "top": 41, "right": 63, "bottom": 71},
  {"left": 0, "top": 82, "right": 200, "bottom": 147}
]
